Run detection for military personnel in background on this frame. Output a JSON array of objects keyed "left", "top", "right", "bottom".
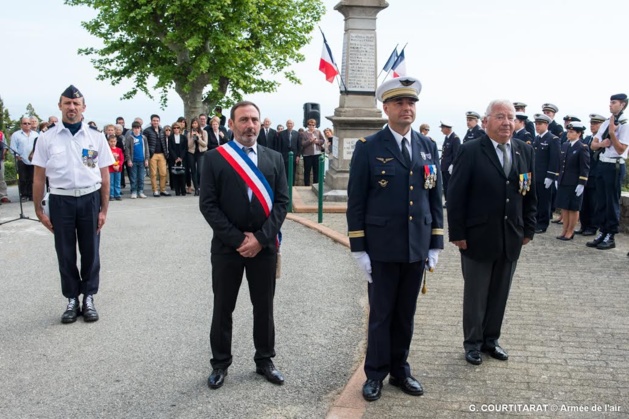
[
  {"left": 587, "top": 93, "right": 629, "bottom": 250},
  {"left": 439, "top": 121, "right": 460, "bottom": 206},
  {"left": 463, "top": 111, "right": 484, "bottom": 143},
  {"left": 419, "top": 123, "right": 431, "bottom": 138},
  {"left": 532, "top": 113, "right": 560, "bottom": 233},
  {"left": 347, "top": 76, "right": 444, "bottom": 402},
  {"left": 559, "top": 115, "right": 582, "bottom": 145},
  {"left": 542, "top": 103, "right": 564, "bottom": 138},
  {"left": 513, "top": 102, "right": 536, "bottom": 138},
  {"left": 513, "top": 113, "right": 533, "bottom": 144},
  {"left": 575, "top": 114, "right": 606, "bottom": 236}
]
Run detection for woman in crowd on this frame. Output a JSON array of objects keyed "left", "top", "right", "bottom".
[
  {"left": 323, "top": 127, "right": 335, "bottom": 155},
  {"left": 168, "top": 122, "right": 188, "bottom": 196},
  {"left": 300, "top": 119, "right": 325, "bottom": 186},
  {"left": 556, "top": 122, "right": 590, "bottom": 240},
  {"left": 187, "top": 117, "right": 208, "bottom": 196}
]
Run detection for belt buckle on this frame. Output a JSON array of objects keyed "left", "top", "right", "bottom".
[{"left": 74, "top": 189, "right": 82, "bottom": 197}]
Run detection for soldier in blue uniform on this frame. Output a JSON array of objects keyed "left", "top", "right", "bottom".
[
  {"left": 439, "top": 120, "right": 460, "bottom": 206},
  {"left": 463, "top": 111, "right": 484, "bottom": 143},
  {"left": 513, "top": 113, "right": 533, "bottom": 144},
  {"left": 555, "top": 122, "right": 590, "bottom": 240},
  {"left": 532, "top": 113, "right": 560, "bottom": 233},
  {"left": 347, "top": 76, "right": 444, "bottom": 402},
  {"left": 575, "top": 114, "right": 606, "bottom": 236},
  {"left": 559, "top": 115, "right": 581, "bottom": 145},
  {"left": 542, "top": 103, "right": 564, "bottom": 138},
  {"left": 513, "top": 102, "right": 536, "bottom": 138}
]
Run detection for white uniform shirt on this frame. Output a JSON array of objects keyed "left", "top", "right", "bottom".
[
  {"left": 32, "top": 122, "right": 115, "bottom": 189},
  {"left": 594, "top": 118, "right": 629, "bottom": 159}
]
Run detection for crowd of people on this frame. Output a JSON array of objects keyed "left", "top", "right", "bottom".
[{"left": 0, "top": 107, "right": 338, "bottom": 206}]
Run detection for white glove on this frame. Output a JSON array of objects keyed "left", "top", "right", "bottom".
[
  {"left": 555, "top": 180, "right": 558, "bottom": 189},
  {"left": 426, "top": 249, "right": 441, "bottom": 272},
  {"left": 575, "top": 184, "right": 584, "bottom": 197},
  {"left": 544, "top": 178, "right": 553, "bottom": 189},
  {"left": 448, "top": 164, "right": 453, "bottom": 175},
  {"left": 41, "top": 192, "right": 50, "bottom": 217},
  {"left": 352, "top": 251, "right": 372, "bottom": 283}
]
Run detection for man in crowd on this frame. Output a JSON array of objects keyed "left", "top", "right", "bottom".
[
  {"left": 0, "top": 129, "right": 10, "bottom": 203},
  {"left": 144, "top": 114, "right": 170, "bottom": 197},
  {"left": 532, "top": 113, "right": 560, "bottom": 233},
  {"left": 587, "top": 93, "right": 629, "bottom": 250},
  {"left": 199, "top": 101, "right": 288, "bottom": 390},
  {"left": 575, "top": 113, "right": 606, "bottom": 236},
  {"left": 10, "top": 116, "right": 38, "bottom": 201},
  {"left": 447, "top": 99, "right": 536, "bottom": 366},
  {"left": 463, "top": 111, "right": 484, "bottom": 143},
  {"left": 347, "top": 77, "right": 443, "bottom": 402},
  {"left": 48, "top": 116, "right": 59, "bottom": 128},
  {"left": 257, "top": 117, "right": 276, "bottom": 147},
  {"left": 542, "top": 103, "right": 564, "bottom": 137},
  {"left": 116, "top": 116, "right": 129, "bottom": 136},
  {"left": 513, "top": 112, "right": 533, "bottom": 144},
  {"left": 439, "top": 120, "right": 460, "bottom": 206},
  {"left": 32, "top": 85, "right": 114, "bottom": 323},
  {"left": 273, "top": 119, "right": 300, "bottom": 183},
  {"left": 513, "top": 102, "right": 536, "bottom": 138}
]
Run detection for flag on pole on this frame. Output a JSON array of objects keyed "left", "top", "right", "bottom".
[
  {"left": 382, "top": 47, "right": 399, "bottom": 72},
  {"left": 391, "top": 49, "right": 407, "bottom": 78},
  {"left": 319, "top": 30, "right": 339, "bottom": 83}
]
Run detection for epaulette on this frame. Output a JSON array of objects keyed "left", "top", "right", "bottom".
[{"left": 358, "top": 137, "right": 367, "bottom": 143}]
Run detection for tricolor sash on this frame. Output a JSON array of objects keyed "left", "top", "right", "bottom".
[{"left": 216, "top": 141, "right": 274, "bottom": 216}]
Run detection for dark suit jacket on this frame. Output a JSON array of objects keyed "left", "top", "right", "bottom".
[
  {"left": 167, "top": 134, "right": 188, "bottom": 165},
  {"left": 204, "top": 126, "right": 229, "bottom": 150},
  {"left": 513, "top": 128, "right": 533, "bottom": 144},
  {"left": 533, "top": 131, "right": 560, "bottom": 181},
  {"left": 273, "top": 130, "right": 300, "bottom": 162},
  {"left": 199, "top": 144, "right": 289, "bottom": 255},
  {"left": 347, "top": 128, "right": 444, "bottom": 263},
  {"left": 257, "top": 128, "right": 276, "bottom": 147},
  {"left": 447, "top": 135, "right": 537, "bottom": 262},
  {"left": 558, "top": 139, "right": 590, "bottom": 186}
]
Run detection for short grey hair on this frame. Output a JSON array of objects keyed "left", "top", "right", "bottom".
[{"left": 485, "top": 99, "right": 515, "bottom": 117}]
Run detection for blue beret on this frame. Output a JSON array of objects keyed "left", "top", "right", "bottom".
[{"left": 610, "top": 93, "right": 627, "bottom": 101}]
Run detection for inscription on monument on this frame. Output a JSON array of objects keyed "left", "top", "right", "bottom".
[
  {"left": 341, "top": 32, "right": 376, "bottom": 92},
  {"left": 343, "top": 138, "right": 359, "bottom": 160}
]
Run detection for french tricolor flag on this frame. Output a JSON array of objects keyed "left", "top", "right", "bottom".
[
  {"left": 319, "top": 30, "right": 339, "bottom": 83},
  {"left": 392, "top": 49, "right": 407, "bottom": 78}
]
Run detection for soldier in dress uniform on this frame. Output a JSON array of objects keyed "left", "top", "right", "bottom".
[
  {"left": 513, "top": 112, "right": 533, "bottom": 144},
  {"left": 347, "top": 76, "right": 444, "bottom": 402},
  {"left": 513, "top": 102, "right": 536, "bottom": 138},
  {"left": 575, "top": 114, "right": 606, "bottom": 236},
  {"left": 532, "top": 113, "right": 560, "bottom": 233},
  {"left": 32, "top": 85, "right": 114, "bottom": 324},
  {"left": 559, "top": 115, "right": 581, "bottom": 145},
  {"left": 439, "top": 120, "right": 460, "bottom": 206},
  {"left": 542, "top": 103, "right": 564, "bottom": 138},
  {"left": 555, "top": 122, "right": 590, "bottom": 240},
  {"left": 463, "top": 111, "right": 484, "bottom": 143}
]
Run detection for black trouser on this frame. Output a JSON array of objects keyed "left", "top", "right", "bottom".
[
  {"left": 535, "top": 181, "right": 552, "bottom": 229},
  {"left": 596, "top": 161, "right": 626, "bottom": 234},
  {"left": 210, "top": 252, "right": 277, "bottom": 369},
  {"left": 17, "top": 160, "right": 34, "bottom": 199},
  {"left": 49, "top": 191, "right": 101, "bottom": 299},
  {"left": 365, "top": 260, "right": 423, "bottom": 381},
  {"left": 580, "top": 185, "right": 598, "bottom": 231},
  {"left": 303, "top": 154, "right": 320, "bottom": 186},
  {"left": 442, "top": 170, "right": 451, "bottom": 201},
  {"left": 461, "top": 254, "right": 516, "bottom": 352},
  {"left": 171, "top": 173, "right": 186, "bottom": 195}
]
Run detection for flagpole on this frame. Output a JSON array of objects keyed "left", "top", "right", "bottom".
[
  {"left": 318, "top": 26, "right": 348, "bottom": 93},
  {"left": 377, "top": 43, "right": 399, "bottom": 79},
  {"left": 383, "top": 43, "right": 407, "bottom": 82}
]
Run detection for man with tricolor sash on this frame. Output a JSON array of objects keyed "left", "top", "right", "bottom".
[{"left": 199, "top": 101, "right": 289, "bottom": 390}]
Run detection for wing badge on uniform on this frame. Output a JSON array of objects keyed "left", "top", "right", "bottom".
[
  {"left": 376, "top": 157, "right": 394, "bottom": 163},
  {"left": 378, "top": 179, "right": 388, "bottom": 188}
]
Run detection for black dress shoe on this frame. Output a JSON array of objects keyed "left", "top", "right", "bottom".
[
  {"left": 61, "top": 298, "right": 80, "bottom": 324},
  {"left": 207, "top": 368, "right": 228, "bottom": 389},
  {"left": 482, "top": 345, "right": 509, "bottom": 361},
  {"left": 582, "top": 229, "right": 597, "bottom": 236},
  {"left": 465, "top": 350, "right": 482, "bottom": 365},
  {"left": 362, "top": 379, "right": 383, "bottom": 401},
  {"left": 256, "top": 361, "right": 285, "bottom": 385},
  {"left": 82, "top": 295, "right": 99, "bottom": 322},
  {"left": 596, "top": 234, "right": 615, "bottom": 250},
  {"left": 534, "top": 228, "right": 546, "bottom": 234},
  {"left": 389, "top": 375, "right": 423, "bottom": 396},
  {"left": 557, "top": 235, "right": 573, "bottom": 241},
  {"left": 586, "top": 232, "right": 605, "bottom": 247}
]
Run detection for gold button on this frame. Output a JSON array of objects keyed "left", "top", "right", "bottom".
[
  {"left": 506, "top": 181, "right": 510, "bottom": 185},
  {"left": 410, "top": 201, "right": 414, "bottom": 206},
  {"left": 409, "top": 216, "right": 413, "bottom": 221},
  {"left": 410, "top": 171, "right": 413, "bottom": 176},
  {"left": 506, "top": 199, "right": 510, "bottom": 203},
  {"left": 381, "top": 170, "right": 386, "bottom": 174},
  {"left": 410, "top": 186, "right": 414, "bottom": 190}
]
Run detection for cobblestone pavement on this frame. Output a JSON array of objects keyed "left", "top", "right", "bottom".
[{"left": 300, "top": 211, "right": 629, "bottom": 418}]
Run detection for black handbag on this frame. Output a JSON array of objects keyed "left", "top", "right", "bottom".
[{"left": 171, "top": 163, "right": 185, "bottom": 175}]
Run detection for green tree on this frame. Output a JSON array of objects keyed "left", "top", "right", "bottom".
[
  {"left": 65, "top": 0, "right": 325, "bottom": 120},
  {"left": 25, "top": 103, "right": 42, "bottom": 123},
  {"left": 0, "top": 96, "right": 14, "bottom": 133}
]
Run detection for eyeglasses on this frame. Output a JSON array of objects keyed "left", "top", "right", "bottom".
[
  {"left": 173, "top": 127, "right": 180, "bottom": 130},
  {"left": 489, "top": 114, "right": 515, "bottom": 122},
  {"left": 22, "top": 122, "right": 31, "bottom": 125},
  {"left": 164, "top": 129, "right": 172, "bottom": 132}
]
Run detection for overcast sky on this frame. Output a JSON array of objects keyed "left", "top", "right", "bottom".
[{"left": 1, "top": 0, "right": 626, "bottom": 138}]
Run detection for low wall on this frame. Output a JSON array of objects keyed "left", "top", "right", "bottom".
[{"left": 621, "top": 192, "right": 629, "bottom": 233}]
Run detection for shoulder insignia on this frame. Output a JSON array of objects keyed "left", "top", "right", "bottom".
[
  {"left": 376, "top": 157, "right": 394, "bottom": 163},
  {"left": 358, "top": 137, "right": 367, "bottom": 143}
]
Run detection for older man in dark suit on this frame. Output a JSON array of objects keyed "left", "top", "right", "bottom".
[
  {"left": 347, "top": 77, "right": 444, "bottom": 402},
  {"left": 447, "top": 99, "right": 537, "bottom": 366},
  {"left": 199, "top": 101, "right": 289, "bottom": 390},
  {"left": 272, "top": 119, "right": 301, "bottom": 183}
]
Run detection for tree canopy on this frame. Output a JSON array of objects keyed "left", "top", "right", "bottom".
[{"left": 65, "top": 0, "right": 326, "bottom": 119}]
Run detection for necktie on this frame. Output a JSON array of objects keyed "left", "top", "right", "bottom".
[
  {"left": 401, "top": 137, "right": 411, "bottom": 166},
  {"left": 242, "top": 146, "right": 252, "bottom": 155},
  {"left": 497, "top": 143, "right": 511, "bottom": 176}
]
